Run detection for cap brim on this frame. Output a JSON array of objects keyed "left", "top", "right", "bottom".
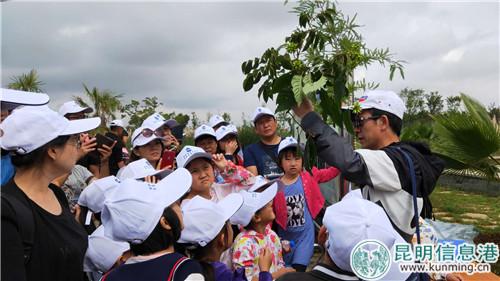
[
  {"left": 194, "top": 133, "right": 217, "bottom": 141},
  {"left": 132, "top": 135, "right": 164, "bottom": 148},
  {"left": 278, "top": 143, "right": 299, "bottom": 155},
  {"left": 217, "top": 193, "right": 244, "bottom": 221},
  {"left": 216, "top": 131, "right": 237, "bottom": 141},
  {"left": 61, "top": 117, "right": 101, "bottom": 135},
  {"left": 157, "top": 168, "right": 192, "bottom": 207},
  {"left": 182, "top": 151, "right": 212, "bottom": 168},
  {"left": 255, "top": 182, "right": 278, "bottom": 210},
  {"left": 1, "top": 89, "right": 50, "bottom": 106},
  {"left": 253, "top": 113, "right": 275, "bottom": 123}
]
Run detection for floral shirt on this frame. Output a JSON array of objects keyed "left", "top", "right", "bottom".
[
  {"left": 232, "top": 226, "right": 285, "bottom": 281},
  {"left": 212, "top": 161, "right": 255, "bottom": 201}
]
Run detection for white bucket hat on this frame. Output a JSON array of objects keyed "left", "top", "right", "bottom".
[
  {"left": 176, "top": 145, "right": 212, "bottom": 169},
  {"left": 83, "top": 225, "right": 130, "bottom": 273},
  {"left": 0, "top": 105, "right": 100, "bottom": 154},
  {"left": 58, "top": 101, "right": 93, "bottom": 117},
  {"left": 178, "top": 193, "right": 243, "bottom": 247},
  {"left": 102, "top": 168, "right": 192, "bottom": 243}
]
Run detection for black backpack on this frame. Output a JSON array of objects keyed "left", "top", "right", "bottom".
[{"left": 1, "top": 192, "right": 35, "bottom": 264}]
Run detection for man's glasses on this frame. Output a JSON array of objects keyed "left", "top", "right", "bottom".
[
  {"left": 133, "top": 128, "right": 163, "bottom": 142},
  {"left": 351, "top": 115, "right": 381, "bottom": 129}
]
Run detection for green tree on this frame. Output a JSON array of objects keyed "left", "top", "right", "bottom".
[
  {"left": 399, "top": 88, "right": 426, "bottom": 123},
  {"left": 8, "top": 69, "right": 44, "bottom": 92},
  {"left": 487, "top": 103, "right": 500, "bottom": 124},
  {"left": 222, "top": 112, "right": 232, "bottom": 123},
  {"left": 75, "top": 84, "right": 123, "bottom": 129},
  {"left": 242, "top": 0, "right": 404, "bottom": 133},
  {"left": 446, "top": 95, "right": 461, "bottom": 113},
  {"left": 431, "top": 94, "right": 500, "bottom": 181},
  {"left": 425, "top": 91, "right": 444, "bottom": 115},
  {"left": 190, "top": 112, "right": 200, "bottom": 130},
  {"left": 120, "top": 96, "right": 162, "bottom": 130}
]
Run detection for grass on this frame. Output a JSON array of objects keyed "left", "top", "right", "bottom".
[{"left": 430, "top": 185, "right": 500, "bottom": 275}]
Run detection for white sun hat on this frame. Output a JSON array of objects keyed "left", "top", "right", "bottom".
[
  {"left": 251, "top": 107, "right": 275, "bottom": 124},
  {"left": 0, "top": 105, "right": 100, "bottom": 154},
  {"left": 102, "top": 168, "right": 192, "bottom": 244},
  {"left": 1, "top": 88, "right": 49, "bottom": 106},
  {"left": 178, "top": 193, "right": 243, "bottom": 247},
  {"left": 83, "top": 225, "right": 130, "bottom": 273},
  {"left": 58, "top": 101, "right": 93, "bottom": 117},
  {"left": 176, "top": 145, "right": 212, "bottom": 169},
  {"left": 117, "top": 158, "right": 172, "bottom": 181}
]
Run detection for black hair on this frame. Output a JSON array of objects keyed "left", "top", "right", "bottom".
[
  {"left": 11, "top": 135, "right": 72, "bottom": 168},
  {"left": 369, "top": 108, "right": 403, "bottom": 136},
  {"left": 216, "top": 135, "right": 243, "bottom": 166},
  {"left": 277, "top": 146, "right": 303, "bottom": 168},
  {"left": 194, "top": 135, "right": 217, "bottom": 146},
  {"left": 129, "top": 205, "right": 182, "bottom": 256}
]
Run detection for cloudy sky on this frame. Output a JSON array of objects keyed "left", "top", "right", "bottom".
[{"left": 1, "top": 1, "right": 499, "bottom": 125}]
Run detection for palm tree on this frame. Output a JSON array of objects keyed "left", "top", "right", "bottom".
[
  {"left": 74, "top": 84, "right": 123, "bottom": 129},
  {"left": 431, "top": 94, "right": 500, "bottom": 181},
  {"left": 8, "top": 69, "right": 44, "bottom": 92}
]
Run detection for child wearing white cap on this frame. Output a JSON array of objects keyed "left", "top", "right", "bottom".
[
  {"left": 178, "top": 193, "right": 273, "bottom": 281},
  {"left": 231, "top": 179, "right": 295, "bottom": 280},
  {"left": 176, "top": 145, "right": 254, "bottom": 205},
  {"left": 100, "top": 169, "right": 204, "bottom": 281},
  {"left": 1, "top": 105, "right": 100, "bottom": 281},
  {"left": 216, "top": 124, "right": 244, "bottom": 166},
  {"left": 128, "top": 126, "right": 165, "bottom": 168},
  {"left": 141, "top": 112, "right": 180, "bottom": 152},
  {"left": 273, "top": 137, "right": 340, "bottom": 272}
]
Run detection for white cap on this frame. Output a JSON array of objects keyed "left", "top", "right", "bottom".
[
  {"left": 142, "top": 112, "right": 178, "bottom": 131},
  {"left": 323, "top": 190, "right": 410, "bottom": 280},
  {"left": 0, "top": 105, "right": 100, "bottom": 154},
  {"left": 215, "top": 124, "right": 238, "bottom": 141},
  {"left": 1, "top": 88, "right": 49, "bottom": 106},
  {"left": 176, "top": 145, "right": 212, "bottom": 169},
  {"left": 131, "top": 126, "right": 164, "bottom": 148},
  {"left": 230, "top": 180, "right": 278, "bottom": 227},
  {"left": 194, "top": 124, "right": 216, "bottom": 141},
  {"left": 117, "top": 158, "right": 172, "bottom": 181},
  {"left": 208, "top": 114, "right": 228, "bottom": 128},
  {"left": 58, "top": 101, "right": 93, "bottom": 117},
  {"left": 178, "top": 193, "right": 243, "bottom": 247},
  {"left": 278, "top": 136, "right": 299, "bottom": 155},
  {"left": 83, "top": 225, "right": 130, "bottom": 273},
  {"left": 357, "top": 90, "right": 406, "bottom": 119},
  {"left": 252, "top": 107, "right": 275, "bottom": 123},
  {"left": 78, "top": 176, "right": 121, "bottom": 213},
  {"left": 102, "top": 168, "right": 192, "bottom": 243},
  {"left": 109, "top": 119, "right": 125, "bottom": 129}
]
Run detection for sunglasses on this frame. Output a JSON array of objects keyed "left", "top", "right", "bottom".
[
  {"left": 133, "top": 128, "right": 163, "bottom": 142},
  {"left": 351, "top": 115, "right": 381, "bottom": 129}
]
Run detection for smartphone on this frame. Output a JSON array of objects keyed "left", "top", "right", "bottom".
[
  {"left": 95, "top": 133, "right": 115, "bottom": 149},
  {"left": 160, "top": 150, "right": 176, "bottom": 169}
]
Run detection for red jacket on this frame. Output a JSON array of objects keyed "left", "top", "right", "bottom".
[{"left": 273, "top": 166, "right": 340, "bottom": 230}]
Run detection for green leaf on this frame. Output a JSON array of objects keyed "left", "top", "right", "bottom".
[
  {"left": 241, "top": 61, "right": 248, "bottom": 74},
  {"left": 243, "top": 74, "right": 254, "bottom": 92},
  {"left": 245, "top": 60, "right": 253, "bottom": 73},
  {"left": 302, "top": 30, "right": 315, "bottom": 51},
  {"left": 272, "top": 72, "right": 293, "bottom": 93},
  {"left": 299, "top": 13, "right": 309, "bottom": 28},
  {"left": 276, "top": 89, "right": 297, "bottom": 113},
  {"left": 342, "top": 109, "right": 354, "bottom": 134},
  {"left": 291, "top": 75, "right": 303, "bottom": 104},
  {"left": 303, "top": 75, "right": 327, "bottom": 95}
]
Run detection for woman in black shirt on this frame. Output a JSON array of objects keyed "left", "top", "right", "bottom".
[{"left": 1, "top": 105, "right": 100, "bottom": 281}]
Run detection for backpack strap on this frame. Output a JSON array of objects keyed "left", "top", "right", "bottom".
[
  {"left": 167, "top": 256, "right": 188, "bottom": 281},
  {"left": 1, "top": 192, "right": 35, "bottom": 265}
]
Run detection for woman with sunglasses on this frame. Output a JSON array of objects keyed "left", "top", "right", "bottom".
[
  {"left": 128, "top": 126, "right": 165, "bottom": 169},
  {"left": 1, "top": 105, "right": 100, "bottom": 281}
]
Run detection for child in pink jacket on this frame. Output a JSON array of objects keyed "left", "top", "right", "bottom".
[{"left": 273, "top": 137, "right": 340, "bottom": 272}]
